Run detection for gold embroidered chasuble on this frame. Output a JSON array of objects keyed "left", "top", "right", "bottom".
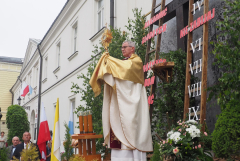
[
  {"left": 89, "top": 52, "right": 153, "bottom": 152},
  {"left": 89, "top": 52, "right": 144, "bottom": 97}
]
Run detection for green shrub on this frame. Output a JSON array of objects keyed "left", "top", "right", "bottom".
[
  {"left": 61, "top": 122, "right": 74, "bottom": 161},
  {"left": 208, "top": 0, "right": 240, "bottom": 110},
  {"left": 6, "top": 104, "right": 30, "bottom": 145},
  {"left": 0, "top": 147, "right": 10, "bottom": 161},
  {"left": 151, "top": 142, "right": 162, "bottom": 161},
  {"left": 212, "top": 99, "right": 240, "bottom": 158}
]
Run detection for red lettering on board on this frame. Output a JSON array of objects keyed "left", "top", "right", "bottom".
[
  {"left": 204, "top": 13, "right": 207, "bottom": 23},
  {"left": 190, "top": 22, "right": 193, "bottom": 32},
  {"left": 163, "top": 24, "right": 167, "bottom": 32},
  {"left": 200, "top": 15, "right": 204, "bottom": 26},
  {"left": 148, "top": 94, "right": 154, "bottom": 105},
  {"left": 207, "top": 10, "right": 212, "bottom": 21},
  {"left": 197, "top": 17, "right": 200, "bottom": 28},
  {"left": 212, "top": 8, "right": 215, "bottom": 19},
  {"left": 179, "top": 8, "right": 215, "bottom": 37}
]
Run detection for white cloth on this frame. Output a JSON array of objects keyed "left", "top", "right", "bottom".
[
  {"left": 111, "top": 149, "right": 146, "bottom": 161},
  {"left": 0, "top": 136, "right": 7, "bottom": 148},
  {"left": 12, "top": 147, "right": 16, "bottom": 154},
  {"left": 102, "top": 74, "right": 153, "bottom": 152}
]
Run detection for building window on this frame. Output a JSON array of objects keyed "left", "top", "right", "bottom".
[
  {"left": 98, "top": 0, "right": 104, "bottom": 30},
  {"left": 29, "top": 72, "right": 32, "bottom": 86},
  {"left": 44, "top": 57, "right": 48, "bottom": 78},
  {"left": 53, "top": 103, "right": 56, "bottom": 129},
  {"left": 35, "top": 67, "right": 38, "bottom": 87},
  {"left": 56, "top": 42, "right": 61, "bottom": 67},
  {"left": 73, "top": 26, "right": 77, "bottom": 53},
  {"left": 70, "top": 99, "right": 76, "bottom": 133},
  {"left": 34, "top": 123, "right": 37, "bottom": 140}
]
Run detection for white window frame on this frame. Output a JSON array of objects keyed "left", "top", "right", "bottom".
[
  {"left": 35, "top": 67, "right": 38, "bottom": 88},
  {"left": 44, "top": 56, "right": 48, "bottom": 79},
  {"left": 97, "top": 0, "right": 104, "bottom": 31},
  {"left": 56, "top": 42, "right": 61, "bottom": 67},
  {"left": 73, "top": 26, "right": 77, "bottom": 53},
  {"left": 32, "top": 62, "right": 38, "bottom": 88},
  {"left": 70, "top": 99, "right": 77, "bottom": 133}
]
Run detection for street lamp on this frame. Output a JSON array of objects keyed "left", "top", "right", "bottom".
[
  {"left": 0, "top": 108, "right": 2, "bottom": 133},
  {"left": 17, "top": 96, "right": 22, "bottom": 105},
  {"left": 0, "top": 108, "right": 2, "bottom": 120}
]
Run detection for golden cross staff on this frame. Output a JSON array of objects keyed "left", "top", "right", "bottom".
[{"left": 101, "top": 23, "right": 113, "bottom": 52}]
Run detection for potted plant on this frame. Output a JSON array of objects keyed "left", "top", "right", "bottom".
[{"left": 159, "top": 120, "right": 212, "bottom": 161}]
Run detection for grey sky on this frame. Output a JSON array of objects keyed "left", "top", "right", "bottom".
[{"left": 0, "top": 0, "right": 67, "bottom": 59}]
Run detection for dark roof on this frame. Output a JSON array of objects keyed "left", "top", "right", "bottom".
[{"left": 0, "top": 56, "right": 23, "bottom": 64}]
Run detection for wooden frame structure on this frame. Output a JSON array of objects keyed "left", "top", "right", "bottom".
[
  {"left": 144, "top": 0, "right": 166, "bottom": 122},
  {"left": 72, "top": 134, "right": 103, "bottom": 161},
  {"left": 144, "top": 0, "right": 189, "bottom": 122},
  {"left": 183, "top": 0, "right": 210, "bottom": 131},
  {"left": 145, "top": 0, "right": 211, "bottom": 131}
]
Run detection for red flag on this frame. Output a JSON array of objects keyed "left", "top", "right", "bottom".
[
  {"left": 20, "top": 82, "right": 29, "bottom": 97},
  {"left": 37, "top": 102, "right": 51, "bottom": 161}
]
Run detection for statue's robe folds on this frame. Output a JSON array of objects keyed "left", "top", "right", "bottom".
[{"left": 89, "top": 52, "right": 153, "bottom": 152}]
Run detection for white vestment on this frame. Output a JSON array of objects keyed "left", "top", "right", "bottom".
[{"left": 102, "top": 74, "right": 153, "bottom": 159}]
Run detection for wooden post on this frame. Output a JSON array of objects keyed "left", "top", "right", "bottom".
[
  {"left": 78, "top": 139, "right": 82, "bottom": 155},
  {"left": 92, "top": 139, "right": 96, "bottom": 155},
  {"left": 200, "top": 0, "right": 209, "bottom": 132},
  {"left": 183, "top": 0, "right": 194, "bottom": 120},
  {"left": 87, "top": 139, "right": 91, "bottom": 155},
  {"left": 83, "top": 139, "right": 87, "bottom": 156},
  {"left": 144, "top": 0, "right": 156, "bottom": 79}
]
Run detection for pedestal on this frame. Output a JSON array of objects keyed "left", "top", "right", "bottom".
[{"left": 72, "top": 134, "right": 103, "bottom": 161}]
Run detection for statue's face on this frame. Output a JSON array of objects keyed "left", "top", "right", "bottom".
[{"left": 121, "top": 42, "right": 134, "bottom": 58}]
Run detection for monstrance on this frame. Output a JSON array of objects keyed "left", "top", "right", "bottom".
[{"left": 101, "top": 24, "right": 113, "bottom": 52}]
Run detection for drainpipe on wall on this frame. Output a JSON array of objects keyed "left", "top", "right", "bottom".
[
  {"left": 10, "top": 76, "right": 22, "bottom": 105},
  {"left": 10, "top": 89, "right": 14, "bottom": 105},
  {"left": 110, "top": 0, "right": 114, "bottom": 28},
  {"left": 36, "top": 44, "right": 43, "bottom": 143}
]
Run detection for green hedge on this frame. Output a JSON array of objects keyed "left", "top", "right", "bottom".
[
  {"left": 212, "top": 99, "right": 240, "bottom": 158},
  {"left": 6, "top": 104, "right": 30, "bottom": 145}
]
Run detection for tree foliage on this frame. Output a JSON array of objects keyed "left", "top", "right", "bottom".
[
  {"left": 208, "top": 0, "right": 240, "bottom": 158},
  {"left": 0, "top": 147, "right": 10, "bottom": 161},
  {"left": 208, "top": 0, "right": 240, "bottom": 110},
  {"left": 6, "top": 104, "right": 30, "bottom": 145},
  {"left": 13, "top": 144, "right": 40, "bottom": 161},
  {"left": 61, "top": 122, "right": 74, "bottom": 161},
  {"left": 71, "top": 8, "right": 147, "bottom": 154}
]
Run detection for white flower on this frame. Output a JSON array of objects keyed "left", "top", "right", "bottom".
[
  {"left": 170, "top": 132, "right": 182, "bottom": 143},
  {"left": 167, "top": 130, "right": 174, "bottom": 139},
  {"left": 186, "top": 125, "right": 200, "bottom": 139},
  {"left": 185, "top": 120, "right": 198, "bottom": 125}
]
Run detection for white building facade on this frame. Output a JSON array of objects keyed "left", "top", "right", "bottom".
[{"left": 11, "top": 0, "right": 151, "bottom": 151}]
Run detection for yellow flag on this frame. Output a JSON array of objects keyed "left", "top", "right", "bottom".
[{"left": 51, "top": 98, "right": 60, "bottom": 161}]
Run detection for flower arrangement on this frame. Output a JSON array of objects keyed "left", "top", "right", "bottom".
[{"left": 159, "top": 120, "right": 213, "bottom": 161}]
